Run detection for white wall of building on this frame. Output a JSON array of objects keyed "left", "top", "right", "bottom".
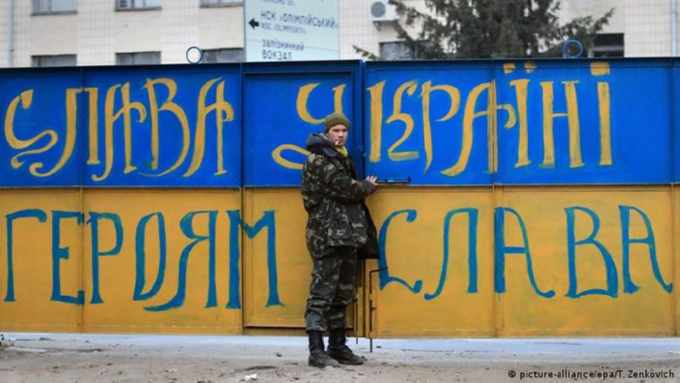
[
  {"left": 0, "top": 0, "right": 244, "bottom": 67},
  {"left": 340, "top": 0, "right": 678, "bottom": 59},
  {"left": 561, "top": 0, "right": 679, "bottom": 57},
  {"left": 0, "top": 2, "right": 9, "bottom": 67},
  {"left": 340, "top": 0, "right": 398, "bottom": 59},
  {"left": 24, "top": 5, "right": 79, "bottom": 63},
  {"left": 339, "top": 0, "right": 435, "bottom": 60},
  {"left": 560, "top": 0, "right": 625, "bottom": 33},
  {"left": 623, "top": 0, "right": 675, "bottom": 56},
  {"left": 0, "top": 0, "right": 678, "bottom": 68}
]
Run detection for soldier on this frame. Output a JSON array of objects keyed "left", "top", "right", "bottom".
[{"left": 301, "top": 112, "right": 378, "bottom": 368}]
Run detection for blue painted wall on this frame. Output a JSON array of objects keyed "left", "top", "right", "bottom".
[
  {"left": 1, "top": 59, "right": 678, "bottom": 187},
  {"left": 365, "top": 60, "right": 673, "bottom": 185}
]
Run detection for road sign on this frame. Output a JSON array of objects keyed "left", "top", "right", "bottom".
[{"left": 245, "top": 0, "right": 339, "bottom": 62}]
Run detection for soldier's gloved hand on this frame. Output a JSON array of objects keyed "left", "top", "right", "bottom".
[{"left": 365, "top": 176, "right": 378, "bottom": 186}]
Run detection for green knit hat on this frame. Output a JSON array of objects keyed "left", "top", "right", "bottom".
[{"left": 323, "top": 112, "right": 350, "bottom": 132}]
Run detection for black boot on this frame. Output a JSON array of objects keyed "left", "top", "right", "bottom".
[
  {"left": 327, "top": 329, "right": 365, "bottom": 365},
  {"left": 307, "top": 331, "right": 339, "bottom": 368}
]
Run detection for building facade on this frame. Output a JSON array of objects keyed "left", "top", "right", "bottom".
[
  {"left": 0, "top": 0, "right": 678, "bottom": 67},
  {"left": 0, "top": 0, "right": 245, "bottom": 67}
]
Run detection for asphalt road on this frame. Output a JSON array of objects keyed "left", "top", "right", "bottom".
[{"left": 1, "top": 333, "right": 680, "bottom": 382}]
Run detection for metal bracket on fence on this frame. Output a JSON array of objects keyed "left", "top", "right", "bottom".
[
  {"left": 353, "top": 262, "right": 360, "bottom": 345},
  {"left": 354, "top": 293, "right": 359, "bottom": 345},
  {"left": 368, "top": 267, "right": 386, "bottom": 353},
  {"left": 353, "top": 260, "right": 365, "bottom": 345}
]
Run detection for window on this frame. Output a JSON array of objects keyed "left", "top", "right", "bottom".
[
  {"left": 200, "top": 0, "right": 241, "bottom": 7},
  {"left": 379, "top": 40, "right": 432, "bottom": 60},
  {"left": 32, "top": 54, "right": 77, "bottom": 67},
  {"left": 116, "top": 0, "right": 161, "bottom": 10},
  {"left": 591, "top": 33, "right": 624, "bottom": 58},
  {"left": 33, "top": 0, "right": 77, "bottom": 14},
  {"left": 116, "top": 51, "right": 161, "bottom": 65},
  {"left": 379, "top": 41, "right": 430, "bottom": 60},
  {"left": 380, "top": 41, "right": 413, "bottom": 60},
  {"left": 202, "top": 48, "right": 244, "bottom": 63}
]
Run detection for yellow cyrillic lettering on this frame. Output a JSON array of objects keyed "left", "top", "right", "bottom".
[
  {"left": 367, "top": 81, "right": 385, "bottom": 163},
  {"left": 509, "top": 79, "right": 530, "bottom": 168},
  {"left": 421, "top": 81, "right": 460, "bottom": 172},
  {"left": 597, "top": 81, "right": 612, "bottom": 166},
  {"left": 540, "top": 81, "right": 583, "bottom": 168},
  {"left": 31, "top": 88, "right": 79, "bottom": 177},
  {"left": 272, "top": 144, "right": 310, "bottom": 170},
  {"left": 296, "top": 82, "right": 345, "bottom": 124},
  {"left": 84, "top": 87, "right": 100, "bottom": 166},
  {"left": 441, "top": 81, "right": 497, "bottom": 177},
  {"left": 185, "top": 78, "right": 234, "bottom": 177},
  {"left": 4, "top": 90, "right": 59, "bottom": 175},
  {"left": 92, "top": 83, "right": 147, "bottom": 181},
  {"left": 386, "top": 80, "right": 418, "bottom": 161},
  {"left": 144, "top": 78, "right": 191, "bottom": 176}
]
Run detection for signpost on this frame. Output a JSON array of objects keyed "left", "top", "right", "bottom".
[{"left": 244, "top": 0, "right": 339, "bottom": 62}]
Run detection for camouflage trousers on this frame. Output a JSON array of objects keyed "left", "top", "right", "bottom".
[{"left": 304, "top": 246, "right": 358, "bottom": 332}]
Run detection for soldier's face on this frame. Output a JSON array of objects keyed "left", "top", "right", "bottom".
[{"left": 327, "top": 124, "right": 348, "bottom": 147}]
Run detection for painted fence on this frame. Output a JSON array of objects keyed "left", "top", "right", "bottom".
[{"left": 0, "top": 59, "right": 678, "bottom": 336}]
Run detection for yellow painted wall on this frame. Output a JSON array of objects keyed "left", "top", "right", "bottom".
[
  {"left": 0, "top": 186, "right": 677, "bottom": 337},
  {"left": 365, "top": 186, "right": 675, "bottom": 337},
  {"left": 0, "top": 190, "right": 83, "bottom": 332},
  {"left": 242, "top": 188, "right": 309, "bottom": 328},
  {"left": 497, "top": 187, "right": 673, "bottom": 336},
  {"left": 366, "top": 188, "right": 496, "bottom": 337},
  {"left": 674, "top": 185, "right": 680, "bottom": 336},
  {"left": 82, "top": 190, "right": 242, "bottom": 334},
  {"left": 241, "top": 188, "right": 360, "bottom": 332},
  {"left": 0, "top": 189, "right": 241, "bottom": 334}
]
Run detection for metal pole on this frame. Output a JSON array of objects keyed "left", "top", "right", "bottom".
[
  {"left": 7, "top": 0, "right": 15, "bottom": 67},
  {"left": 242, "top": 1, "right": 247, "bottom": 62},
  {"left": 673, "top": 0, "right": 678, "bottom": 56},
  {"left": 367, "top": 267, "right": 386, "bottom": 353}
]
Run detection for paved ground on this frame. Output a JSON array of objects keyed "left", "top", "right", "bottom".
[{"left": 1, "top": 333, "right": 680, "bottom": 382}]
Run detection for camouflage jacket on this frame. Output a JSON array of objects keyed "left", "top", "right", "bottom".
[{"left": 301, "top": 134, "right": 375, "bottom": 255}]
